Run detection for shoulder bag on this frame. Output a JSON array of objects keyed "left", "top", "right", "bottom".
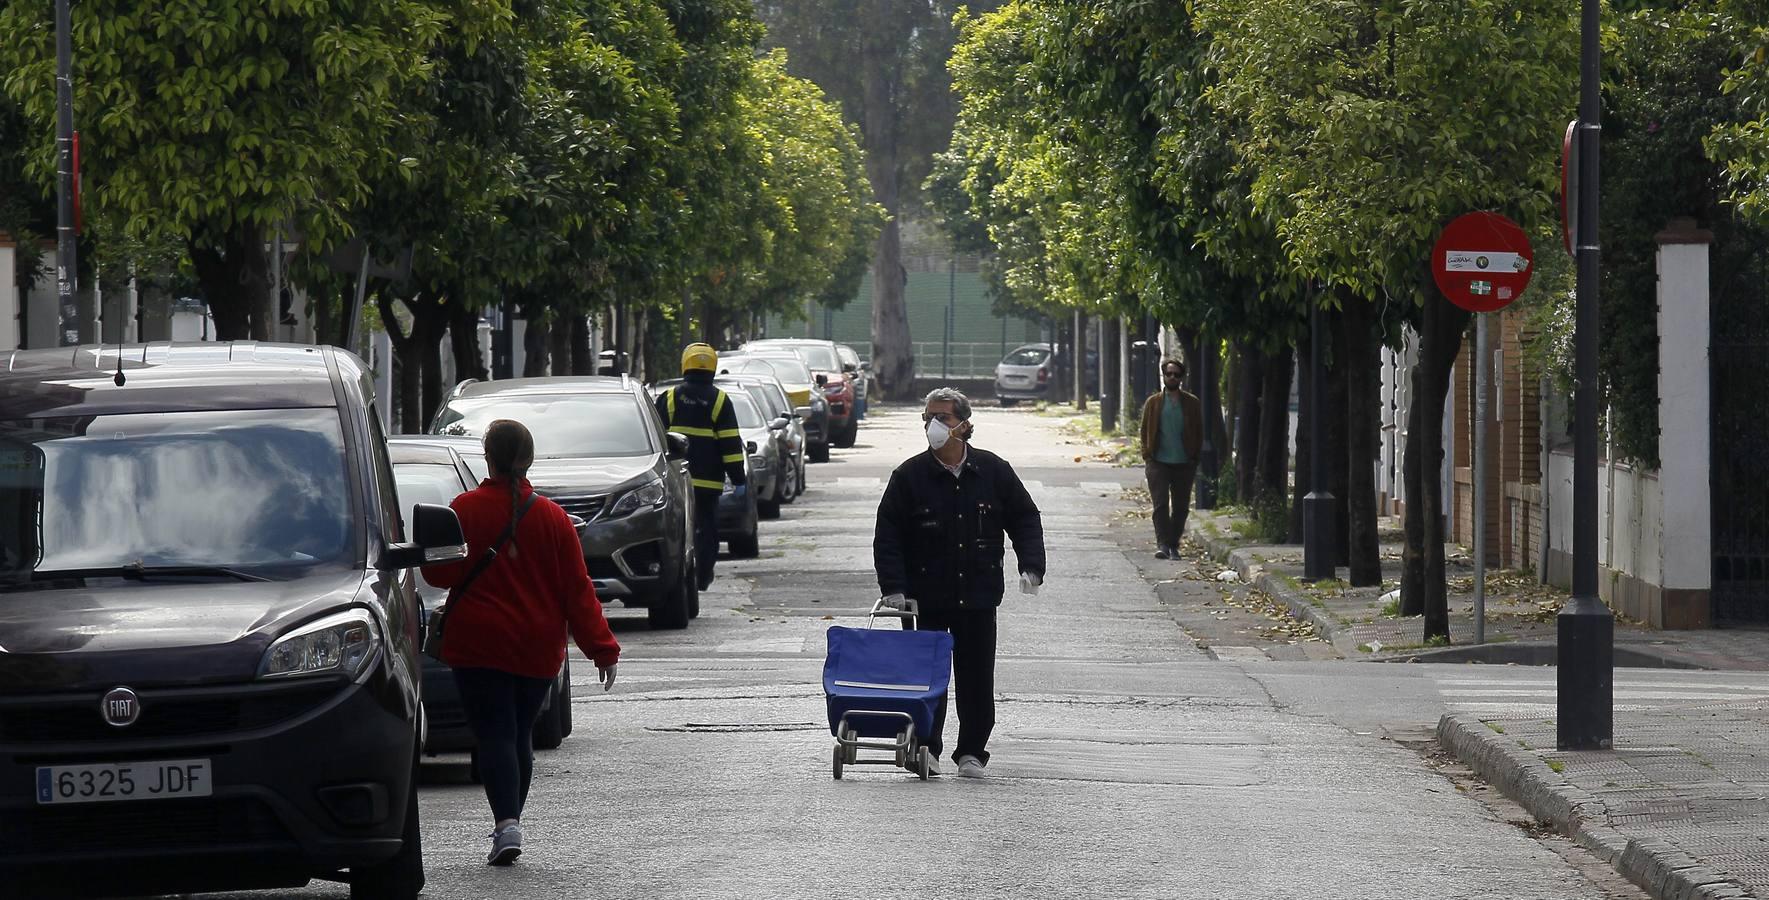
[{"left": 422, "top": 492, "right": 540, "bottom": 659}]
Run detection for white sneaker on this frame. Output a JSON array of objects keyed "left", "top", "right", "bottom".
[{"left": 956, "top": 755, "right": 986, "bottom": 778}]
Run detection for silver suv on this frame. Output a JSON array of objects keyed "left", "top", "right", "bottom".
[{"left": 429, "top": 376, "right": 699, "bottom": 628}]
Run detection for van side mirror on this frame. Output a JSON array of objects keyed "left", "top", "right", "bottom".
[
  {"left": 380, "top": 504, "right": 467, "bottom": 570},
  {"left": 814, "top": 373, "right": 828, "bottom": 386},
  {"left": 665, "top": 432, "right": 690, "bottom": 460},
  {"left": 746, "top": 440, "right": 758, "bottom": 455}
]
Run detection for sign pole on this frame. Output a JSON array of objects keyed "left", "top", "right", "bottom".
[{"left": 1474, "top": 312, "right": 1488, "bottom": 644}]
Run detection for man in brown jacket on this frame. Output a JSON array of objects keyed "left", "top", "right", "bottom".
[{"left": 1140, "top": 358, "right": 1203, "bottom": 559}]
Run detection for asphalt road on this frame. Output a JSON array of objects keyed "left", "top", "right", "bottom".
[{"left": 180, "top": 402, "right": 1769, "bottom": 900}]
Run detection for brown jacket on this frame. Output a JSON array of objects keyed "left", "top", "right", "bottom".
[{"left": 1140, "top": 390, "right": 1203, "bottom": 464}]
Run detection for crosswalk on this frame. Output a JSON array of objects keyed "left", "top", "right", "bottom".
[{"left": 1433, "top": 673, "right": 1769, "bottom": 716}]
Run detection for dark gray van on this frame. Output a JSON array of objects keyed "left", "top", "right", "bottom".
[{"left": 0, "top": 343, "right": 465, "bottom": 899}]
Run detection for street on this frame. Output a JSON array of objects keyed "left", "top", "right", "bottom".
[{"left": 171, "top": 403, "right": 1769, "bottom": 900}]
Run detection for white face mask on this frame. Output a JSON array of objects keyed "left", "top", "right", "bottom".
[{"left": 926, "top": 418, "right": 954, "bottom": 450}]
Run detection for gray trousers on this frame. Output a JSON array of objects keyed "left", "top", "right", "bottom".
[{"left": 1146, "top": 460, "right": 1197, "bottom": 548}]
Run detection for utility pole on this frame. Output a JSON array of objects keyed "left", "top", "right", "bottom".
[
  {"left": 54, "top": 0, "right": 78, "bottom": 346},
  {"left": 1559, "top": 0, "right": 1614, "bottom": 751}
]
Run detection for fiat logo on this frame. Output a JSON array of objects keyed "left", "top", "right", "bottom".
[{"left": 101, "top": 687, "right": 140, "bottom": 728}]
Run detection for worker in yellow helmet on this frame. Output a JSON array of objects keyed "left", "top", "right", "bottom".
[{"left": 656, "top": 343, "right": 748, "bottom": 590}]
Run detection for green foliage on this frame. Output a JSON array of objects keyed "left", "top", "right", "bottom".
[{"left": 1196, "top": 0, "right": 1578, "bottom": 302}]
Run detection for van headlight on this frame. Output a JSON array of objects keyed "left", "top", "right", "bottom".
[
  {"left": 606, "top": 477, "right": 667, "bottom": 520},
  {"left": 260, "top": 609, "right": 381, "bottom": 681}
]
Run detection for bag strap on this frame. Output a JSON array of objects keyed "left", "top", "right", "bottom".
[{"left": 449, "top": 491, "right": 540, "bottom": 602}]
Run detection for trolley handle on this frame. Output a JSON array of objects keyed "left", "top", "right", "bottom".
[{"left": 868, "top": 597, "right": 919, "bottom": 628}]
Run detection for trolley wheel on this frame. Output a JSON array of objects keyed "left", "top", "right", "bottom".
[
  {"left": 833, "top": 743, "right": 844, "bottom": 780},
  {"left": 917, "top": 747, "right": 931, "bottom": 781}
]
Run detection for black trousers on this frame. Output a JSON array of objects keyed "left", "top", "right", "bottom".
[
  {"left": 1146, "top": 460, "right": 1197, "bottom": 549},
  {"left": 905, "top": 606, "right": 998, "bottom": 765},
  {"left": 693, "top": 487, "right": 722, "bottom": 590},
  {"left": 454, "top": 667, "right": 554, "bottom": 822}
]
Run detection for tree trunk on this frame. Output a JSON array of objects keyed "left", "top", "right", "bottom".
[
  {"left": 1256, "top": 344, "right": 1293, "bottom": 505},
  {"left": 419, "top": 314, "right": 446, "bottom": 429},
  {"left": 1326, "top": 309, "right": 1350, "bottom": 567},
  {"left": 375, "top": 291, "right": 420, "bottom": 435},
  {"left": 862, "top": 26, "right": 911, "bottom": 400},
  {"left": 571, "top": 314, "right": 592, "bottom": 375},
  {"left": 1401, "top": 383, "right": 1426, "bottom": 616},
  {"left": 1234, "top": 338, "right": 1264, "bottom": 502},
  {"left": 1342, "top": 293, "right": 1383, "bottom": 587},
  {"left": 450, "top": 303, "right": 488, "bottom": 383},
  {"left": 188, "top": 225, "right": 272, "bottom": 341},
  {"left": 1402, "top": 281, "right": 1473, "bottom": 639},
  {"left": 550, "top": 313, "right": 572, "bottom": 377},
  {"left": 1290, "top": 331, "right": 1314, "bottom": 544},
  {"left": 522, "top": 311, "right": 550, "bottom": 377}
]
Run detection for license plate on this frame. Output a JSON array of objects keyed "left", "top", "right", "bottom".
[{"left": 36, "top": 759, "right": 212, "bottom": 805}]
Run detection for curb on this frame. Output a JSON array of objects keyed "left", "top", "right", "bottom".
[
  {"left": 1436, "top": 714, "right": 1758, "bottom": 900},
  {"left": 1186, "top": 523, "right": 1365, "bottom": 658}
]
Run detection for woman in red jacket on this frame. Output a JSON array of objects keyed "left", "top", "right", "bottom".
[{"left": 423, "top": 419, "right": 620, "bottom": 866}]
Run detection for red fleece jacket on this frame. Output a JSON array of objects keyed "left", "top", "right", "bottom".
[{"left": 423, "top": 478, "right": 620, "bottom": 678}]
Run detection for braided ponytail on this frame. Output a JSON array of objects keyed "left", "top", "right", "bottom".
[{"left": 482, "top": 419, "right": 536, "bottom": 552}]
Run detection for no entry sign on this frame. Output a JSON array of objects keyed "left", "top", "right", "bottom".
[{"left": 1431, "top": 211, "right": 1534, "bottom": 313}]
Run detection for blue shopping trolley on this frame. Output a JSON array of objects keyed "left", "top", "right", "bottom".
[{"left": 824, "top": 599, "right": 953, "bottom": 780}]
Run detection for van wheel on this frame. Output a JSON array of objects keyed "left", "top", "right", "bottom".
[
  {"left": 647, "top": 572, "right": 692, "bottom": 630},
  {"left": 999, "top": 397, "right": 1018, "bottom": 407},
  {"left": 834, "top": 423, "right": 857, "bottom": 449},
  {"left": 730, "top": 527, "right": 760, "bottom": 559},
  {"left": 758, "top": 495, "right": 781, "bottom": 519},
  {"left": 688, "top": 568, "right": 701, "bottom": 619},
  {"left": 533, "top": 681, "right": 565, "bottom": 751},
  {"left": 809, "top": 441, "right": 830, "bottom": 463},
  {"left": 350, "top": 759, "right": 424, "bottom": 900}
]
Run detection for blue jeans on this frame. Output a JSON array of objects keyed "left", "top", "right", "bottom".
[{"left": 454, "top": 667, "right": 553, "bottom": 821}]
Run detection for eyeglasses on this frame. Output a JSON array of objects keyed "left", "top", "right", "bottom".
[
  {"left": 1162, "top": 371, "right": 1183, "bottom": 379},
  {"left": 922, "top": 412, "right": 963, "bottom": 425}
]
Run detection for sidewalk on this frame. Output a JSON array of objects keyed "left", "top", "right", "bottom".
[
  {"left": 1183, "top": 505, "right": 1769, "bottom": 900},
  {"left": 1440, "top": 707, "right": 1769, "bottom": 900},
  {"left": 1183, "top": 507, "right": 1769, "bottom": 672}
]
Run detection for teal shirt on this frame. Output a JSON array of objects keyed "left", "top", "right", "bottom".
[{"left": 1155, "top": 394, "right": 1188, "bottom": 464}]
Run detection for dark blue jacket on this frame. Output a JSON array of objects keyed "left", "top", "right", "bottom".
[{"left": 873, "top": 445, "right": 1045, "bottom": 612}]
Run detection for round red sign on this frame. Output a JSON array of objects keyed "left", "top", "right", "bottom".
[{"left": 1431, "top": 211, "right": 1534, "bottom": 314}]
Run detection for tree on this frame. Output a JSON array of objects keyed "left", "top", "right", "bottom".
[
  {"left": 0, "top": 0, "right": 490, "bottom": 339},
  {"left": 1197, "top": 0, "right": 1577, "bottom": 638},
  {"left": 755, "top": 0, "right": 1000, "bottom": 398}
]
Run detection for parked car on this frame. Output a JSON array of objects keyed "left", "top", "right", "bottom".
[
  {"left": 836, "top": 342, "right": 869, "bottom": 421},
  {"left": 652, "top": 379, "right": 789, "bottom": 518},
  {"left": 429, "top": 376, "right": 699, "bottom": 629},
  {"left": 718, "top": 354, "right": 830, "bottom": 462},
  {"left": 385, "top": 437, "right": 574, "bottom": 755},
  {"left": 0, "top": 343, "right": 465, "bottom": 900},
  {"left": 995, "top": 342, "right": 1057, "bottom": 406},
  {"left": 720, "top": 372, "right": 808, "bottom": 504},
  {"left": 742, "top": 339, "right": 858, "bottom": 448}
]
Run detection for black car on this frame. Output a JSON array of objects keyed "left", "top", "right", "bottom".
[
  {"left": 0, "top": 343, "right": 466, "bottom": 900},
  {"left": 386, "top": 436, "right": 574, "bottom": 755}
]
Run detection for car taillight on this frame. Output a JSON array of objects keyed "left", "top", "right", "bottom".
[{"left": 1037, "top": 367, "right": 1049, "bottom": 383}]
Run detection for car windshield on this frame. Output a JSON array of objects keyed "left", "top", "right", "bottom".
[
  {"left": 0, "top": 408, "right": 354, "bottom": 582},
  {"left": 777, "top": 344, "right": 839, "bottom": 372},
  {"left": 741, "top": 384, "right": 785, "bottom": 417},
  {"left": 392, "top": 463, "right": 467, "bottom": 511},
  {"left": 1003, "top": 347, "right": 1050, "bottom": 366},
  {"left": 838, "top": 346, "right": 859, "bottom": 367},
  {"left": 723, "top": 357, "right": 810, "bottom": 386},
  {"left": 727, "top": 392, "right": 765, "bottom": 430},
  {"left": 433, "top": 393, "right": 654, "bottom": 458}
]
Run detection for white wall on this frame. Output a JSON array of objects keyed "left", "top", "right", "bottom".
[
  {"left": 1545, "top": 449, "right": 1663, "bottom": 592},
  {"left": 0, "top": 244, "right": 16, "bottom": 350},
  {"left": 1656, "top": 238, "right": 1711, "bottom": 592}
]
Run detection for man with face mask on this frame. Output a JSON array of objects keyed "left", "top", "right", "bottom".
[{"left": 873, "top": 387, "right": 1045, "bottom": 777}]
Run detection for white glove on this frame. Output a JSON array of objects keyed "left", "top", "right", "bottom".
[
  {"left": 879, "top": 593, "right": 908, "bottom": 610},
  {"left": 597, "top": 663, "right": 617, "bottom": 692},
  {"left": 1020, "top": 572, "right": 1042, "bottom": 596}
]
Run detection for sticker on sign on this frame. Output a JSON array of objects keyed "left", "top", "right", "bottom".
[{"left": 1443, "top": 251, "right": 1529, "bottom": 274}]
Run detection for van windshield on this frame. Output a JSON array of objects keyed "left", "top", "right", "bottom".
[{"left": 0, "top": 408, "right": 355, "bottom": 584}]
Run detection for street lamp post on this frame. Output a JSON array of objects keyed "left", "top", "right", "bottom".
[
  {"left": 1303, "top": 298, "right": 1335, "bottom": 580},
  {"left": 1558, "top": 0, "right": 1614, "bottom": 750},
  {"left": 54, "top": 0, "right": 78, "bottom": 346}
]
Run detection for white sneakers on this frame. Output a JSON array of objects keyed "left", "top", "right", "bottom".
[{"left": 955, "top": 755, "right": 986, "bottom": 778}]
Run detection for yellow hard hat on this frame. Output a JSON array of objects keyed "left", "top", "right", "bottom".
[{"left": 682, "top": 342, "right": 718, "bottom": 373}]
